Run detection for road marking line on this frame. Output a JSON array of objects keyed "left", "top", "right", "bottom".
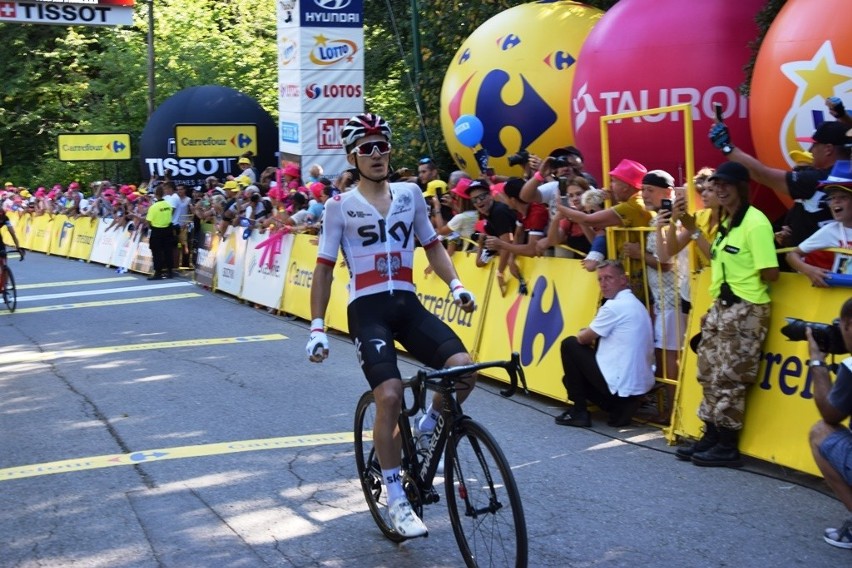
[
  {"left": 0, "top": 432, "right": 356, "bottom": 482},
  {"left": 0, "top": 292, "right": 201, "bottom": 316},
  {"left": 18, "top": 281, "right": 193, "bottom": 302},
  {"left": 18, "top": 277, "right": 137, "bottom": 290},
  {"left": 0, "top": 333, "right": 288, "bottom": 365}
]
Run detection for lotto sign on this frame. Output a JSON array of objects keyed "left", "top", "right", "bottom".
[
  {"left": 174, "top": 124, "right": 257, "bottom": 158},
  {"left": 57, "top": 133, "right": 131, "bottom": 161},
  {"left": 300, "top": 0, "right": 363, "bottom": 29},
  {"left": 0, "top": 1, "right": 134, "bottom": 26}
]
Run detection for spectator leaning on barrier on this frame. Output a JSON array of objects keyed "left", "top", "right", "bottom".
[
  {"left": 579, "top": 187, "right": 609, "bottom": 271},
  {"left": 468, "top": 179, "right": 525, "bottom": 294},
  {"left": 542, "top": 176, "right": 592, "bottom": 258},
  {"left": 806, "top": 297, "right": 852, "bottom": 550},
  {"left": 675, "top": 162, "right": 779, "bottom": 468},
  {"left": 555, "top": 259, "right": 655, "bottom": 428},
  {"left": 709, "top": 98, "right": 852, "bottom": 254},
  {"left": 786, "top": 160, "right": 852, "bottom": 287},
  {"left": 667, "top": 168, "right": 721, "bottom": 273},
  {"left": 624, "top": 170, "right": 689, "bottom": 382},
  {"left": 484, "top": 177, "right": 548, "bottom": 260}
]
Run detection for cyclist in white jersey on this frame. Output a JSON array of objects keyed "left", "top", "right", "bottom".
[{"left": 306, "top": 113, "right": 477, "bottom": 538}]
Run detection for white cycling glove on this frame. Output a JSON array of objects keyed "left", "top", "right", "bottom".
[
  {"left": 450, "top": 279, "right": 476, "bottom": 309},
  {"left": 306, "top": 318, "right": 329, "bottom": 362}
]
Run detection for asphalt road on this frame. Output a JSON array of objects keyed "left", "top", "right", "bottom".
[{"left": 0, "top": 252, "right": 847, "bottom": 567}]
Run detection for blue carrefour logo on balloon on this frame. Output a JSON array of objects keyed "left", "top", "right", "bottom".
[{"left": 476, "top": 69, "right": 557, "bottom": 158}]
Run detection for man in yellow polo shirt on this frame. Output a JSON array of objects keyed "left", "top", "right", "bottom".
[{"left": 145, "top": 185, "right": 175, "bottom": 280}]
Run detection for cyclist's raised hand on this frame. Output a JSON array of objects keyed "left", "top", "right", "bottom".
[{"left": 306, "top": 318, "right": 329, "bottom": 362}]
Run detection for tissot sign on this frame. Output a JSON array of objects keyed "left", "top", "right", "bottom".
[
  {"left": 0, "top": 1, "right": 134, "bottom": 26},
  {"left": 300, "top": 0, "right": 363, "bottom": 29}
]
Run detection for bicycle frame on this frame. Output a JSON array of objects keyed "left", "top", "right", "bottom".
[{"left": 398, "top": 353, "right": 526, "bottom": 501}]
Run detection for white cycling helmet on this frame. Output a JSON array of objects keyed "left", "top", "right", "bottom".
[{"left": 340, "top": 113, "right": 392, "bottom": 154}]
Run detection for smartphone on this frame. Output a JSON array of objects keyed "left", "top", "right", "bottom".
[
  {"left": 660, "top": 198, "right": 672, "bottom": 212},
  {"left": 557, "top": 176, "right": 568, "bottom": 195}
]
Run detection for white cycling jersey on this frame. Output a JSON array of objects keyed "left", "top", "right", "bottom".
[{"left": 316, "top": 182, "right": 439, "bottom": 303}]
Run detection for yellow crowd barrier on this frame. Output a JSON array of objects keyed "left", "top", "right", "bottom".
[{"left": 5, "top": 211, "right": 848, "bottom": 478}]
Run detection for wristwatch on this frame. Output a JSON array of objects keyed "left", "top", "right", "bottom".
[
  {"left": 721, "top": 143, "right": 734, "bottom": 155},
  {"left": 807, "top": 360, "right": 828, "bottom": 368},
  {"left": 690, "top": 230, "right": 702, "bottom": 241}
]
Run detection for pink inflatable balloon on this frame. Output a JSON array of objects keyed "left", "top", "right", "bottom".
[{"left": 570, "top": 0, "right": 779, "bottom": 212}]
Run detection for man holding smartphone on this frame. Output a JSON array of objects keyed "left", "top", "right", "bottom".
[{"left": 623, "top": 170, "right": 689, "bottom": 383}]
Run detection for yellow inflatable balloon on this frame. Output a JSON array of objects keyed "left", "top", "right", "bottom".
[{"left": 440, "top": 1, "right": 603, "bottom": 177}]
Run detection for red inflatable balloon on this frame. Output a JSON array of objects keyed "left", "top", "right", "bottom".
[{"left": 570, "top": 0, "right": 785, "bottom": 217}]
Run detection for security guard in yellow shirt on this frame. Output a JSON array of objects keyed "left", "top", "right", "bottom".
[{"left": 146, "top": 185, "right": 175, "bottom": 280}]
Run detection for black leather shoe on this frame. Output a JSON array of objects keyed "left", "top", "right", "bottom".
[
  {"left": 555, "top": 409, "right": 591, "bottom": 427},
  {"left": 147, "top": 274, "right": 161, "bottom": 280}
]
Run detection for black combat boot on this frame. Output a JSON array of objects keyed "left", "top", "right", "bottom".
[
  {"left": 675, "top": 422, "right": 719, "bottom": 461},
  {"left": 691, "top": 427, "right": 742, "bottom": 467}
]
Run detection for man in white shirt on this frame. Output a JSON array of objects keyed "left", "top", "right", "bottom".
[{"left": 555, "top": 260, "right": 655, "bottom": 427}]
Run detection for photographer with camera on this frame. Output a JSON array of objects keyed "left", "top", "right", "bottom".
[
  {"left": 675, "top": 162, "right": 779, "bottom": 467},
  {"left": 805, "top": 297, "right": 852, "bottom": 549}
]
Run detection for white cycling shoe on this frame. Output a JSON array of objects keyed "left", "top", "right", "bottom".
[{"left": 388, "top": 499, "right": 428, "bottom": 538}]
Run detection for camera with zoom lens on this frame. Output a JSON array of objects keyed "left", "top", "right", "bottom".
[
  {"left": 507, "top": 150, "right": 530, "bottom": 167},
  {"left": 780, "top": 317, "right": 848, "bottom": 355},
  {"left": 549, "top": 155, "right": 570, "bottom": 169}
]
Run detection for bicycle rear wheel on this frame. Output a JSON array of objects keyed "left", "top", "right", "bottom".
[
  {"left": 2, "top": 266, "right": 16, "bottom": 313},
  {"left": 353, "top": 390, "right": 416, "bottom": 543},
  {"left": 445, "top": 419, "right": 528, "bottom": 567}
]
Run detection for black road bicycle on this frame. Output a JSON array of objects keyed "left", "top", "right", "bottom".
[
  {"left": 0, "top": 250, "right": 18, "bottom": 312},
  {"left": 353, "top": 353, "right": 529, "bottom": 567}
]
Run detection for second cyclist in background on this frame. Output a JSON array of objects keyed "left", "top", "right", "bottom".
[{"left": 305, "top": 113, "right": 477, "bottom": 538}]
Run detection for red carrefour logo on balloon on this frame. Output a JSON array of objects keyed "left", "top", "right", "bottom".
[{"left": 305, "top": 83, "right": 363, "bottom": 100}]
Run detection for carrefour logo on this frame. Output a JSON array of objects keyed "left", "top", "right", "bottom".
[{"left": 309, "top": 34, "right": 357, "bottom": 66}]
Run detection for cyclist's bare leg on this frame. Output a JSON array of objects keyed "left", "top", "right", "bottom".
[
  {"left": 427, "top": 351, "right": 477, "bottom": 414},
  {"left": 372, "top": 378, "right": 404, "bottom": 472}
]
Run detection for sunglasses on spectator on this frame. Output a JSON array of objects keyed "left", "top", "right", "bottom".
[{"left": 351, "top": 140, "right": 391, "bottom": 157}]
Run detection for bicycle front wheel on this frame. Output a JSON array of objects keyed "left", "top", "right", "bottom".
[
  {"left": 445, "top": 419, "right": 528, "bottom": 567},
  {"left": 353, "top": 390, "right": 407, "bottom": 543},
  {"left": 2, "top": 266, "right": 16, "bottom": 313}
]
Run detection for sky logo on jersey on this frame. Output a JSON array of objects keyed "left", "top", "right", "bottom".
[
  {"left": 507, "top": 276, "right": 564, "bottom": 366},
  {"left": 309, "top": 34, "right": 357, "bottom": 66}
]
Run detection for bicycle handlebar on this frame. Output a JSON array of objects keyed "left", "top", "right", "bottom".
[{"left": 403, "top": 352, "right": 528, "bottom": 416}]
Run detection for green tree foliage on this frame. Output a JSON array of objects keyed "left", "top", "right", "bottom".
[{"left": 0, "top": 0, "right": 774, "bottom": 189}]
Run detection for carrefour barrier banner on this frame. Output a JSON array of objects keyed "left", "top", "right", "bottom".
[
  {"left": 68, "top": 217, "right": 98, "bottom": 260},
  {"left": 110, "top": 229, "right": 136, "bottom": 271},
  {"left": 194, "top": 224, "right": 218, "bottom": 288},
  {"left": 130, "top": 234, "right": 153, "bottom": 274},
  {"left": 27, "top": 215, "right": 53, "bottom": 253},
  {"left": 89, "top": 219, "right": 121, "bottom": 265},
  {"left": 49, "top": 215, "right": 75, "bottom": 257},
  {"left": 411, "top": 249, "right": 490, "bottom": 353},
  {"left": 282, "top": 233, "right": 320, "bottom": 321},
  {"left": 241, "top": 230, "right": 293, "bottom": 309},
  {"left": 474, "top": 256, "right": 601, "bottom": 401},
  {"left": 215, "top": 228, "right": 246, "bottom": 297},
  {"left": 671, "top": 271, "right": 851, "bottom": 477}
]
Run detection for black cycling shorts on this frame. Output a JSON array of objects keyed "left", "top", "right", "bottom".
[{"left": 347, "top": 291, "right": 467, "bottom": 390}]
